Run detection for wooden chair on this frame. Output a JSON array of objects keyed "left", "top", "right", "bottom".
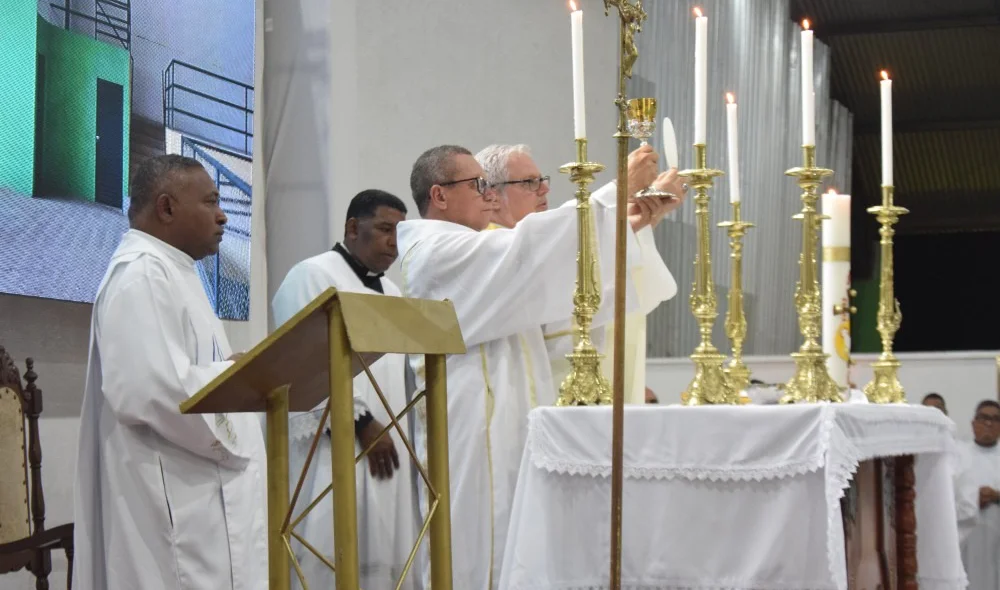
[{"left": 0, "top": 345, "right": 73, "bottom": 589}]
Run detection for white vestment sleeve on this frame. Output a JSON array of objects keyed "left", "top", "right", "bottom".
[
  {"left": 98, "top": 267, "right": 250, "bottom": 468},
  {"left": 272, "top": 261, "right": 371, "bottom": 419},
  {"left": 954, "top": 447, "right": 980, "bottom": 542},
  {"left": 402, "top": 201, "right": 639, "bottom": 348},
  {"left": 592, "top": 181, "right": 677, "bottom": 315}
]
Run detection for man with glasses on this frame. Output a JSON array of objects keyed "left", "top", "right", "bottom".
[
  {"left": 476, "top": 143, "right": 684, "bottom": 406},
  {"left": 398, "top": 144, "right": 673, "bottom": 590},
  {"left": 958, "top": 399, "right": 1000, "bottom": 589}
]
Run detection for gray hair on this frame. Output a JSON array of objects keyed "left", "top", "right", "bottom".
[
  {"left": 475, "top": 144, "right": 532, "bottom": 197},
  {"left": 410, "top": 145, "right": 472, "bottom": 216},
  {"left": 128, "top": 154, "right": 205, "bottom": 223}
]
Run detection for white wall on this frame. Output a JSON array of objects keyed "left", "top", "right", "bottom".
[{"left": 648, "top": 351, "right": 1000, "bottom": 438}]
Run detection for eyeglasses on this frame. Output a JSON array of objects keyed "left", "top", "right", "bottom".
[
  {"left": 976, "top": 414, "right": 1000, "bottom": 424},
  {"left": 439, "top": 176, "right": 490, "bottom": 197},
  {"left": 493, "top": 176, "right": 551, "bottom": 193}
]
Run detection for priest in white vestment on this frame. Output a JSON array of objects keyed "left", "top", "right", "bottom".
[
  {"left": 475, "top": 144, "right": 682, "bottom": 405},
  {"left": 272, "top": 190, "right": 422, "bottom": 590},
  {"left": 922, "top": 393, "right": 980, "bottom": 542},
  {"left": 398, "top": 145, "right": 679, "bottom": 589},
  {"left": 73, "top": 155, "right": 268, "bottom": 590},
  {"left": 958, "top": 399, "right": 1000, "bottom": 589}
]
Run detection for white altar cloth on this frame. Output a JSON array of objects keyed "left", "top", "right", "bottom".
[{"left": 499, "top": 404, "right": 967, "bottom": 590}]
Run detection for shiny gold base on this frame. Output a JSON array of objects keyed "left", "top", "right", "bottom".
[
  {"left": 558, "top": 348, "right": 612, "bottom": 406},
  {"left": 862, "top": 186, "right": 908, "bottom": 404},
  {"left": 864, "top": 354, "right": 905, "bottom": 403},
  {"left": 684, "top": 349, "right": 737, "bottom": 405},
  {"left": 783, "top": 145, "right": 842, "bottom": 404},
  {"left": 780, "top": 351, "right": 843, "bottom": 404},
  {"left": 680, "top": 144, "right": 738, "bottom": 405},
  {"left": 725, "top": 361, "right": 752, "bottom": 395},
  {"left": 556, "top": 138, "right": 611, "bottom": 406}
]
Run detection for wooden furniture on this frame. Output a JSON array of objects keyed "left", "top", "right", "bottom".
[
  {"left": 841, "top": 456, "right": 918, "bottom": 590},
  {"left": 0, "top": 345, "right": 74, "bottom": 589},
  {"left": 181, "top": 289, "right": 466, "bottom": 590}
]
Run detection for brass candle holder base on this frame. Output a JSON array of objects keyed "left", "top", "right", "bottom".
[
  {"left": 719, "top": 202, "right": 754, "bottom": 394},
  {"left": 865, "top": 355, "right": 904, "bottom": 404},
  {"left": 680, "top": 144, "right": 739, "bottom": 406},
  {"left": 781, "top": 145, "right": 843, "bottom": 404},
  {"left": 556, "top": 138, "right": 611, "bottom": 407},
  {"left": 863, "top": 186, "right": 908, "bottom": 404}
]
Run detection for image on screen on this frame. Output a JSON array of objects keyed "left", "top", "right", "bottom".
[{"left": 0, "top": 0, "right": 254, "bottom": 320}]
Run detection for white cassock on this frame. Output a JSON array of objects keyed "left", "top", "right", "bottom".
[
  {"left": 397, "top": 198, "right": 641, "bottom": 590},
  {"left": 73, "top": 229, "right": 268, "bottom": 590},
  {"left": 954, "top": 438, "right": 981, "bottom": 544},
  {"left": 272, "top": 249, "right": 421, "bottom": 590},
  {"left": 957, "top": 440, "right": 1000, "bottom": 590},
  {"left": 543, "top": 182, "right": 677, "bottom": 403}
]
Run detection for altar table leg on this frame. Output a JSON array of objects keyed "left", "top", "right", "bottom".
[{"left": 894, "top": 455, "right": 918, "bottom": 590}]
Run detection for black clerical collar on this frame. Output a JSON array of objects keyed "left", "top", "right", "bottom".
[{"left": 333, "top": 243, "right": 384, "bottom": 293}]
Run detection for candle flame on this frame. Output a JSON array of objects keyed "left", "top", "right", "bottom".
[
  {"left": 802, "top": 18, "right": 811, "bottom": 30},
  {"left": 826, "top": 188, "right": 838, "bottom": 195},
  {"left": 880, "top": 70, "right": 889, "bottom": 81},
  {"left": 569, "top": 0, "right": 577, "bottom": 11},
  {"left": 693, "top": 7, "right": 703, "bottom": 17},
  {"left": 725, "top": 92, "right": 735, "bottom": 104}
]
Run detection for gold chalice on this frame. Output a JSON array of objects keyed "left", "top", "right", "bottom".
[{"left": 626, "top": 97, "right": 677, "bottom": 200}]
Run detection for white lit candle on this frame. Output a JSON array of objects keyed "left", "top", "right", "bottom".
[
  {"left": 801, "top": 19, "right": 815, "bottom": 146},
  {"left": 822, "top": 190, "right": 851, "bottom": 248},
  {"left": 570, "top": 2, "right": 586, "bottom": 139},
  {"left": 880, "top": 70, "right": 893, "bottom": 186},
  {"left": 694, "top": 8, "right": 707, "bottom": 144},
  {"left": 725, "top": 93, "right": 740, "bottom": 203},
  {"left": 822, "top": 189, "right": 852, "bottom": 389}
]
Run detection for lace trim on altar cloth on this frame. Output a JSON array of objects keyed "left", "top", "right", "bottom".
[{"left": 528, "top": 453, "right": 825, "bottom": 482}]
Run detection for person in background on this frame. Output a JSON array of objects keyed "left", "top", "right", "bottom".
[
  {"left": 922, "top": 392, "right": 947, "bottom": 414},
  {"left": 74, "top": 155, "right": 267, "bottom": 590},
  {"left": 272, "top": 190, "right": 420, "bottom": 590},
  {"left": 475, "top": 143, "right": 683, "bottom": 406},
  {"left": 957, "top": 399, "right": 1000, "bottom": 587},
  {"left": 397, "top": 144, "right": 675, "bottom": 589}
]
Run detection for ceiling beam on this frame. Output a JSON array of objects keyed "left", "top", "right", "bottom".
[
  {"left": 854, "top": 117, "right": 1000, "bottom": 135},
  {"left": 810, "top": 14, "right": 999, "bottom": 37}
]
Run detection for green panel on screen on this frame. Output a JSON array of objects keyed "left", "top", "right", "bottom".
[
  {"left": 0, "top": 4, "right": 38, "bottom": 195},
  {"left": 37, "top": 17, "right": 130, "bottom": 203}
]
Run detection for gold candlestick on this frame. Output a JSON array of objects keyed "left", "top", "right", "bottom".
[
  {"left": 863, "top": 186, "right": 908, "bottom": 403},
  {"left": 680, "top": 144, "right": 738, "bottom": 405},
  {"left": 719, "top": 202, "right": 754, "bottom": 394},
  {"left": 556, "top": 139, "right": 610, "bottom": 406},
  {"left": 782, "top": 145, "right": 842, "bottom": 404}
]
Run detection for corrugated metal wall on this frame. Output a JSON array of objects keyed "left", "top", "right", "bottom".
[{"left": 628, "top": 0, "right": 853, "bottom": 357}]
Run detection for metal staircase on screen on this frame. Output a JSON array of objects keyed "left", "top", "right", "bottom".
[{"left": 50, "top": 0, "right": 131, "bottom": 50}]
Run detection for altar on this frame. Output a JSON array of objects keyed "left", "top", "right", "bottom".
[{"left": 498, "top": 404, "right": 967, "bottom": 590}]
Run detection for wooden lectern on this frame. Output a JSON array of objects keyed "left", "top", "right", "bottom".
[{"left": 179, "top": 288, "right": 466, "bottom": 590}]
